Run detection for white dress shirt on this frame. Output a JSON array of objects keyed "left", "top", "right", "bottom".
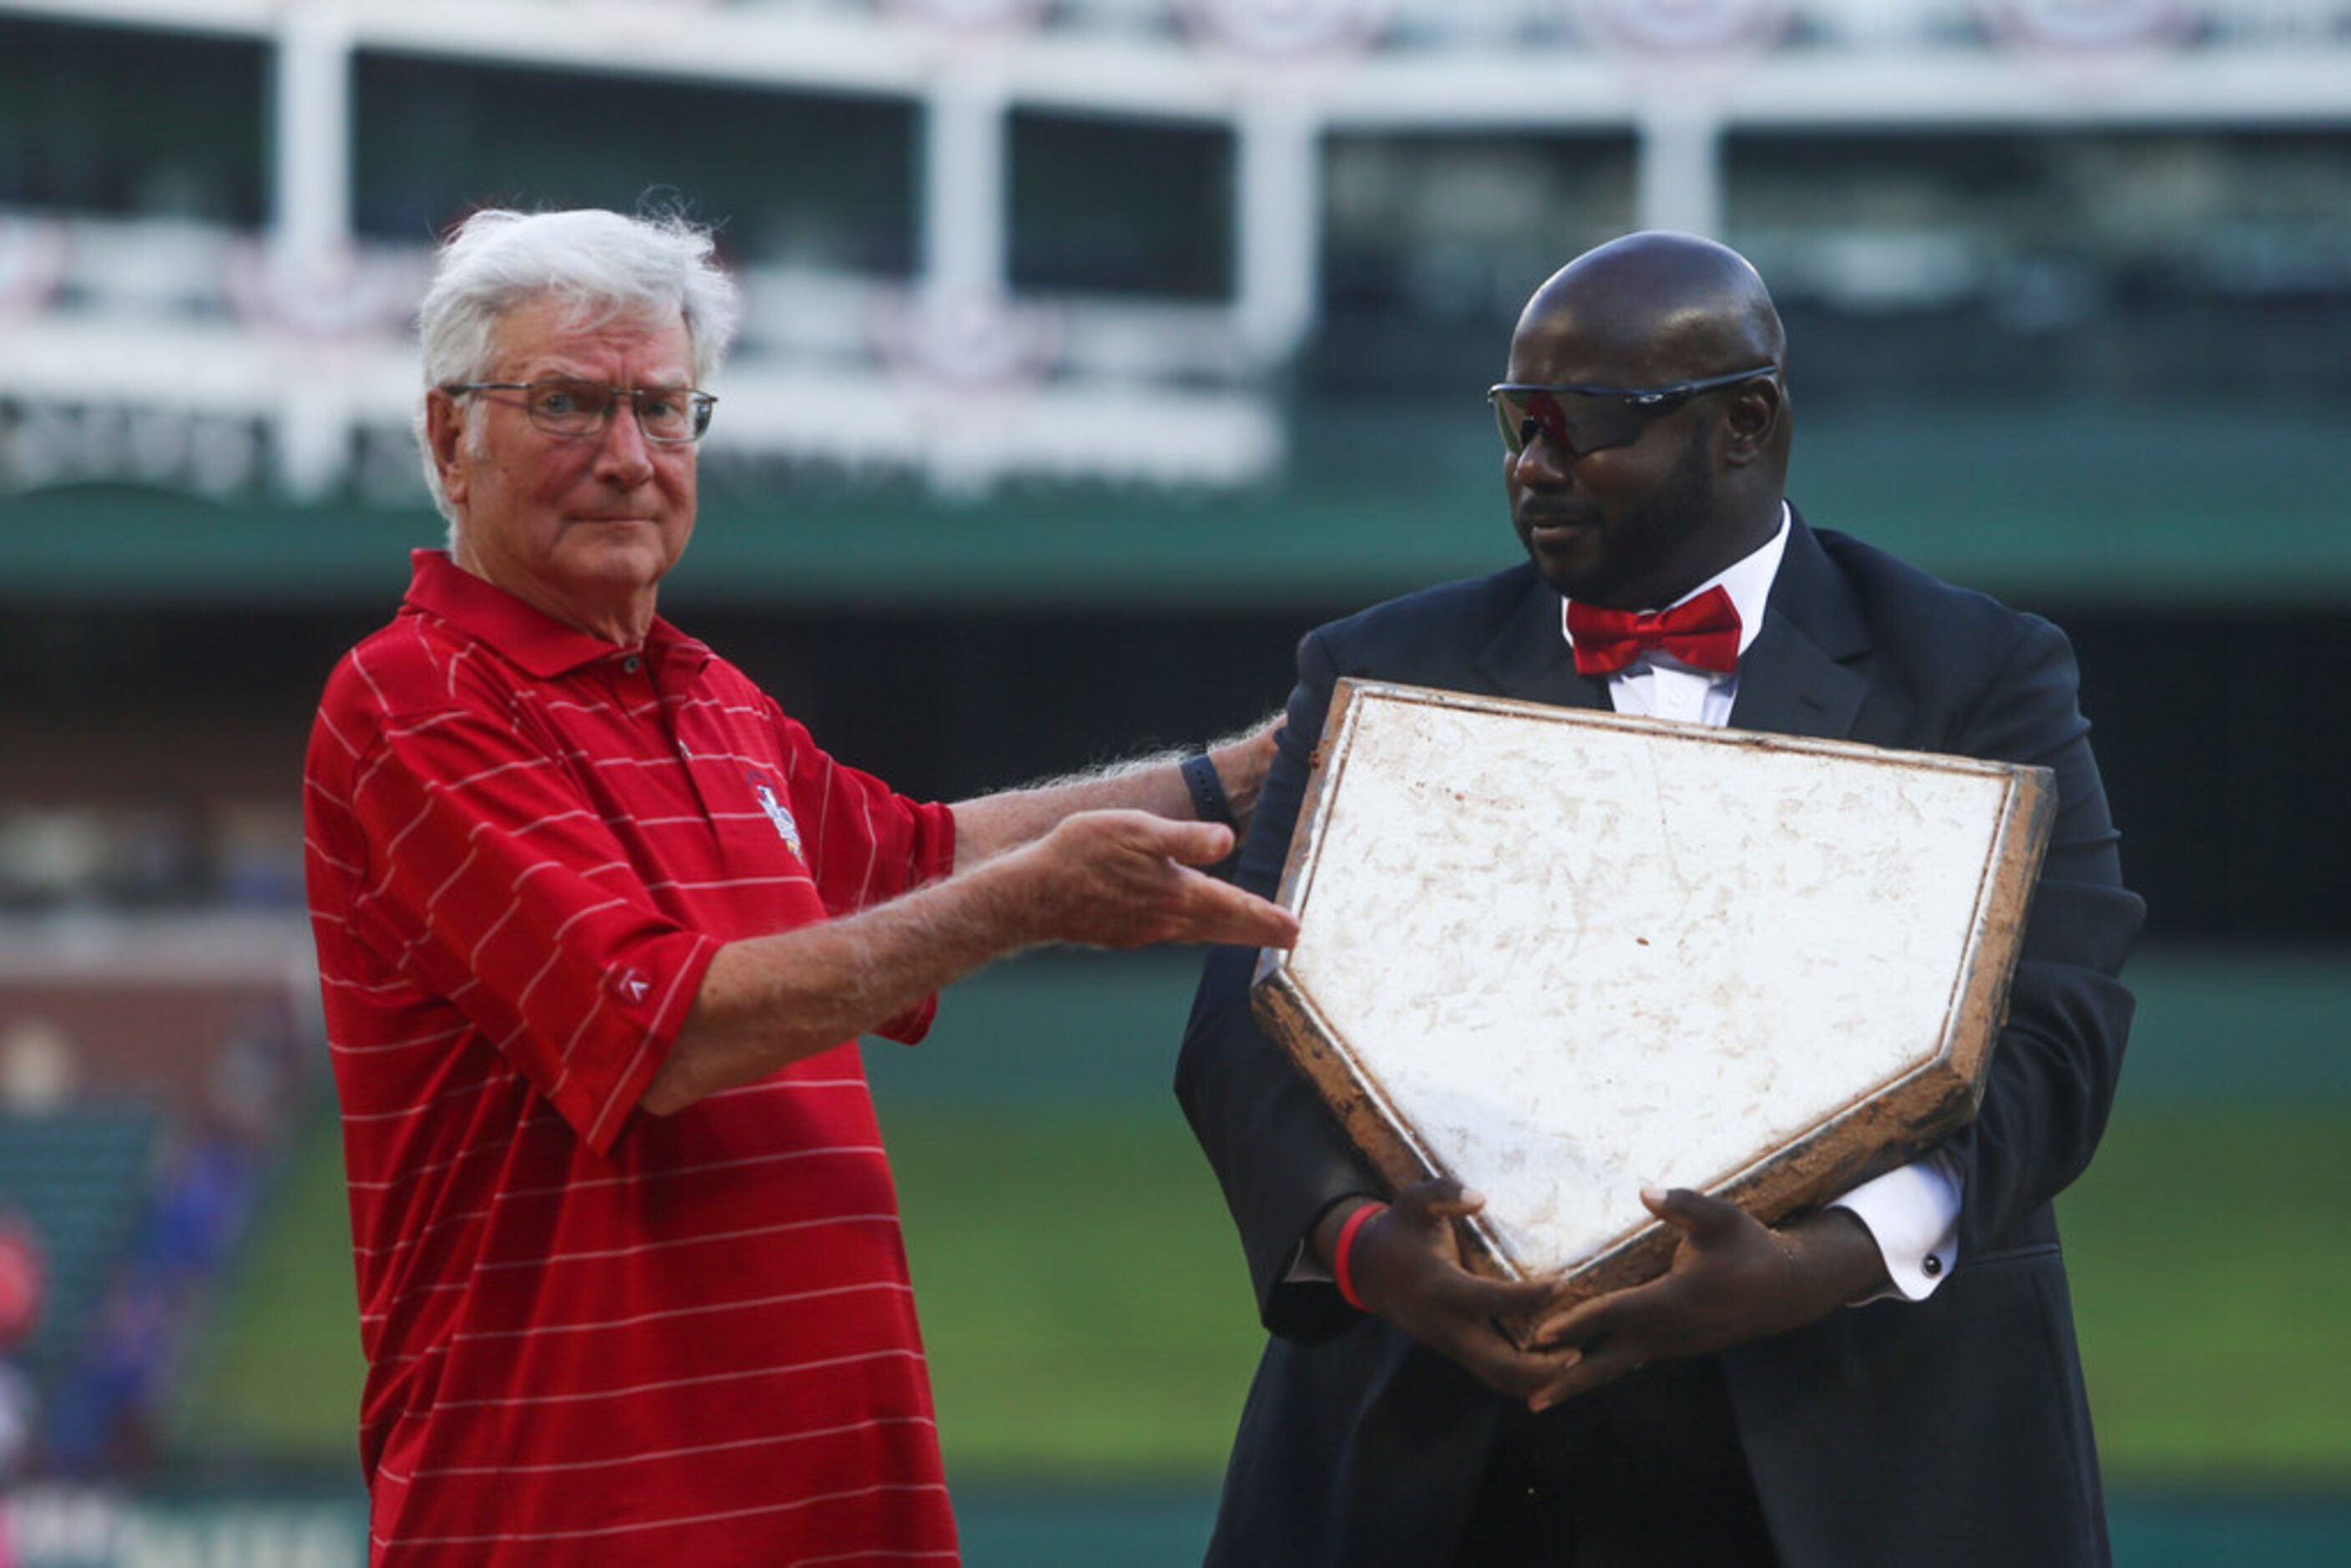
[{"left": 1561, "top": 503, "right": 1960, "bottom": 1301}]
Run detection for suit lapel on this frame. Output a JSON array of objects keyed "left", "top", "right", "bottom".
[
  {"left": 1728, "top": 508, "right": 1871, "bottom": 741},
  {"left": 1473, "top": 569, "right": 1612, "bottom": 710}
]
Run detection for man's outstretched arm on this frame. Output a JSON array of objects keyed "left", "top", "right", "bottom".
[{"left": 645, "top": 809, "right": 1297, "bottom": 1115}]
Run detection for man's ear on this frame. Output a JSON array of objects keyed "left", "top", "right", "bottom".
[
  {"left": 424, "top": 390, "right": 471, "bottom": 509},
  {"left": 1722, "top": 379, "right": 1783, "bottom": 468}
]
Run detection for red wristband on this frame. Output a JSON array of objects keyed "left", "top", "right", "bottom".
[{"left": 1332, "top": 1201, "right": 1388, "bottom": 1313}]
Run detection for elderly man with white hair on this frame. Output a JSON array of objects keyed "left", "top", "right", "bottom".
[{"left": 303, "top": 207, "right": 1297, "bottom": 1565}]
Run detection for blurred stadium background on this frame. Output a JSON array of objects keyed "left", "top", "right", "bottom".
[{"left": 1, "top": 0, "right": 2347, "bottom": 1561}]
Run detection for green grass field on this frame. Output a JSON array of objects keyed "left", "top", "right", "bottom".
[
  {"left": 2064, "top": 1105, "right": 2351, "bottom": 1481},
  {"left": 903, "top": 1100, "right": 2351, "bottom": 1485},
  {"left": 178, "top": 1096, "right": 2351, "bottom": 1488}
]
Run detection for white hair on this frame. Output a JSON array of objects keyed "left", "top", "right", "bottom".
[{"left": 412, "top": 207, "right": 741, "bottom": 529}]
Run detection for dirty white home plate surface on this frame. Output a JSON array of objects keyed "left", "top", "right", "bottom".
[{"left": 1253, "top": 680, "right": 2050, "bottom": 1295}]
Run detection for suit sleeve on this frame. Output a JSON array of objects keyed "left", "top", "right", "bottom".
[
  {"left": 1944, "top": 616, "right": 2146, "bottom": 1256},
  {"left": 1176, "top": 629, "right": 1387, "bottom": 1343}
]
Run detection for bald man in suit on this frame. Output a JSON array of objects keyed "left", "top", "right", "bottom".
[{"left": 1177, "top": 233, "right": 2144, "bottom": 1567}]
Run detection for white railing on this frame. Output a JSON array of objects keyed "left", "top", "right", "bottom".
[
  {"left": 11, "top": 0, "right": 2350, "bottom": 61},
  {"left": 2, "top": 0, "right": 2344, "bottom": 497},
  {"left": 0, "top": 212, "right": 1282, "bottom": 498}
]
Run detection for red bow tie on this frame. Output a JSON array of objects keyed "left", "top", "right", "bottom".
[{"left": 1567, "top": 585, "right": 1742, "bottom": 677}]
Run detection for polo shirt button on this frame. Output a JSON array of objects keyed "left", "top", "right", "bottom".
[
  {"left": 622, "top": 655, "right": 642, "bottom": 674},
  {"left": 1923, "top": 1254, "right": 1943, "bottom": 1277}
]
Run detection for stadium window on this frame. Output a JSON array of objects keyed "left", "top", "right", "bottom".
[
  {"left": 0, "top": 17, "right": 265, "bottom": 223},
  {"left": 1322, "top": 131, "right": 1637, "bottom": 317},
  {"left": 1311, "top": 131, "right": 1638, "bottom": 399},
  {"left": 351, "top": 54, "right": 918, "bottom": 274},
  {"left": 1007, "top": 111, "right": 1235, "bottom": 299},
  {"left": 1722, "top": 129, "right": 2351, "bottom": 403}
]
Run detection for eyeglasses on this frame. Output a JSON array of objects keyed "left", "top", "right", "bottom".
[
  {"left": 443, "top": 378, "right": 718, "bottom": 444},
  {"left": 1487, "top": 366, "right": 1778, "bottom": 459}
]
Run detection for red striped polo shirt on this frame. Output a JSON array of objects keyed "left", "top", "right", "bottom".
[{"left": 303, "top": 550, "right": 961, "bottom": 1565}]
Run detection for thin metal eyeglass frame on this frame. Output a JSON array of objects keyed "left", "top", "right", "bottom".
[
  {"left": 1486, "top": 364, "right": 1780, "bottom": 456},
  {"left": 442, "top": 381, "right": 719, "bottom": 444}
]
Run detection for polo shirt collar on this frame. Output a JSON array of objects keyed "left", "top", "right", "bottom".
[{"left": 402, "top": 549, "right": 710, "bottom": 680}]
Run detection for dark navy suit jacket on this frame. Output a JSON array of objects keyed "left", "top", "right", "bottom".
[{"left": 1176, "top": 510, "right": 2145, "bottom": 1567}]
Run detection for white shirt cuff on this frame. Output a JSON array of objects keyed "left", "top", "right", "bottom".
[{"left": 1828, "top": 1150, "right": 1964, "bottom": 1302}]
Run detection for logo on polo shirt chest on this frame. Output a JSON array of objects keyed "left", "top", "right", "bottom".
[{"left": 746, "top": 771, "right": 804, "bottom": 858}]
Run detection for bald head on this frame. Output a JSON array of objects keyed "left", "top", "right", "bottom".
[
  {"left": 1512, "top": 232, "right": 1785, "bottom": 387},
  {"left": 1499, "top": 233, "right": 1793, "bottom": 610}
]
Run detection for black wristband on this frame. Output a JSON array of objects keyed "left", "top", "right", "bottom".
[{"left": 1180, "top": 752, "right": 1236, "bottom": 829}]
